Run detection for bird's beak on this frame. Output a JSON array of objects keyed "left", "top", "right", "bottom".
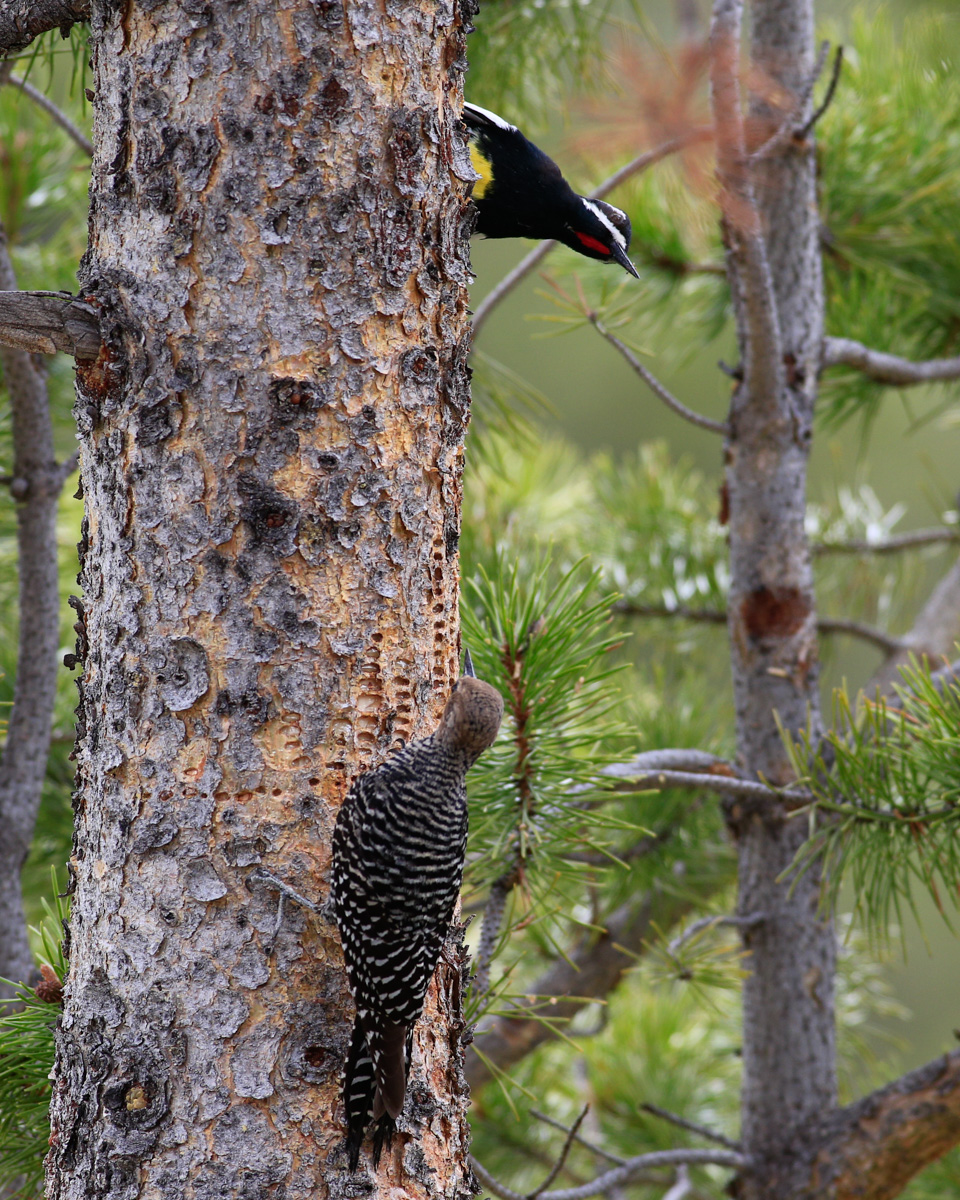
[
  {"left": 462, "top": 647, "right": 477, "bottom": 678},
  {"left": 611, "top": 242, "right": 641, "bottom": 279}
]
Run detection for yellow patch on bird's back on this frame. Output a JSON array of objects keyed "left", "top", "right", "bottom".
[{"left": 470, "top": 143, "right": 493, "bottom": 198}]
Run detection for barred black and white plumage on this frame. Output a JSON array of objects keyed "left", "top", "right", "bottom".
[{"left": 332, "top": 661, "right": 503, "bottom": 1170}]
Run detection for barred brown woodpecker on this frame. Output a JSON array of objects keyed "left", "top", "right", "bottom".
[{"left": 331, "top": 652, "right": 504, "bottom": 1170}]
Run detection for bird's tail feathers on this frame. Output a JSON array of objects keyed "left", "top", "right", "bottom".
[
  {"left": 344, "top": 1020, "right": 377, "bottom": 1170},
  {"left": 368, "top": 1018, "right": 408, "bottom": 1121},
  {"left": 371, "top": 1114, "right": 397, "bottom": 1168}
]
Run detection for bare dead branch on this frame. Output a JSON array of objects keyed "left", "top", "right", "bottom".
[
  {"left": 615, "top": 600, "right": 903, "bottom": 653},
  {"left": 57, "top": 448, "right": 80, "bottom": 486},
  {"left": 823, "top": 336, "right": 960, "bottom": 387},
  {"left": 806, "top": 1048, "right": 960, "bottom": 1200},
  {"left": 662, "top": 1167, "right": 693, "bottom": 1200},
  {"left": 0, "top": 0, "right": 89, "bottom": 57},
  {"left": 530, "top": 1111, "right": 627, "bottom": 1167},
  {"left": 588, "top": 314, "right": 730, "bottom": 435},
  {"left": 748, "top": 40, "right": 829, "bottom": 162},
  {"left": 796, "top": 46, "right": 844, "bottom": 139},
  {"left": 601, "top": 760, "right": 810, "bottom": 805},
  {"left": 529, "top": 1106, "right": 591, "bottom": 1199},
  {"left": 709, "top": 0, "right": 784, "bottom": 412},
  {"left": 640, "top": 1103, "right": 742, "bottom": 1153},
  {"left": 0, "top": 290, "right": 100, "bottom": 359},
  {"left": 5, "top": 71, "right": 93, "bottom": 156},
  {"left": 471, "top": 1148, "right": 746, "bottom": 1200},
  {"left": 0, "top": 226, "right": 64, "bottom": 991},
  {"left": 813, "top": 527, "right": 960, "bottom": 556},
  {"left": 471, "top": 129, "right": 712, "bottom": 336}
]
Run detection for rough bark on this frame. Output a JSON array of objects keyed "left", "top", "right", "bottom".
[
  {"left": 712, "top": 1, "right": 837, "bottom": 1196},
  {"left": 0, "top": 228, "right": 64, "bottom": 995},
  {"left": 46, "top": 1, "right": 476, "bottom": 1197},
  {"left": 0, "top": 0, "right": 89, "bottom": 58},
  {"left": 0, "top": 290, "right": 101, "bottom": 359},
  {"left": 792, "top": 1049, "right": 960, "bottom": 1200}
]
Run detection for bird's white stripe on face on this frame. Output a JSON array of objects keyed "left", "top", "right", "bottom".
[
  {"left": 582, "top": 199, "right": 627, "bottom": 250},
  {"left": 463, "top": 101, "right": 518, "bottom": 134}
]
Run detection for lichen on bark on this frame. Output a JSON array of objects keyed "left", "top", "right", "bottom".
[{"left": 46, "top": 1, "right": 480, "bottom": 1196}]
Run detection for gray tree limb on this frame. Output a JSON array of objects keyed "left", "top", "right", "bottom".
[
  {"left": 471, "top": 1148, "right": 747, "bottom": 1200},
  {"left": 867, "top": 553, "right": 960, "bottom": 695},
  {"left": 812, "top": 527, "right": 960, "bottom": 556},
  {"left": 0, "top": 290, "right": 100, "bottom": 359},
  {"left": 0, "top": 228, "right": 64, "bottom": 994},
  {"left": 0, "top": 0, "right": 89, "bottom": 57},
  {"left": 823, "top": 336, "right": 960, "bottom": 387}
]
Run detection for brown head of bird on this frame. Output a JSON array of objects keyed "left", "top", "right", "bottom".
[{"left": 435, "top": 675, "right": 503, "bottom": 763}]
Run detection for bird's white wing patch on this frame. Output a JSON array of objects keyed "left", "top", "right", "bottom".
[
  {"left": 582, "top": 199, "right": 628, "bottom": 250},
  {"left": 463, "top": 101, "right": 518, "bottom": 134}
]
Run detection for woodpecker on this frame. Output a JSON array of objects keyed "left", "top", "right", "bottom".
[
  {"left": 463, "top": 101, "right": 640, "bottom": 279},
  {"left": 331, "top": 652, "right": 504, "bottom": 1170}
]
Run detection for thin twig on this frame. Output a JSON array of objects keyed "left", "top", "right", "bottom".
[
  {"left": 823, "top": 336, "right": 960, "bottom": 386},
  {"left": 471, "top": 1148, "right": 746, "bottom": 1200},
  {"left": 748, "top": 40, "right": 829, "bottom": 162},
  {"left": 530, "top": 1111, "right": 627, "bottom": 1167},
  {"left": 4, "top": 72, "right": 93, "bottom": 157},
  {"left": 796, "top": 46, "right": 844, "bottom": 139},
  {"left": 641, "top": 1104, "right": 741, "bottom": 1154},
  {"left": 813, "top": 528, "right": 960, "bottom": 556},
  {"left": 588, "top": 314, "right": 730, "bottom": 436},
  {"left": 471, "top": 129, "right": 711, "bottom": 336},
  {"left": 615, "top": 600, "right": 903, "bottom": 653},
  {"left": 664, "top": 914, "right": 766, "bottom": 964},
  {"left": 529, "top": 1106, "right": 591, "bottom": 1199}
]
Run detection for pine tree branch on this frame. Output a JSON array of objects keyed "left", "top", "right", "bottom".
[
  {"left": 471, "top": 129, "right": 711, "bottom": 336},
  {"left": 804, "top": 1047, "right": 960, "bottom": 1200},
  {"left": 0, "top": 291, "right": 100, "bottom": 359},
  {"left": 529, "top": 1111, "right": 627, "bottom": 1167},
  {"left": 4, "top": 72, "right": 93, "bottom": 156},
  {"left": 812, "top": 528, "right": 960, "bottom": 556},
  {"left": 528, "top": 1106, "right": 591, "bottom": 1198},
  {"left": 0, "top": 0, "right": 89, "bottom": 57},
  {"left": 471, "top": 1148, "right": 746, "bottom": 1200},
  {"left": 587, "top": 315, "right": 730, "bottom": 436},
  {"left": 822, "top": 336, "right": 960, "bottom": 386},
  {"left": 473, "top": 868, "right": 517, "bottom": 998}
]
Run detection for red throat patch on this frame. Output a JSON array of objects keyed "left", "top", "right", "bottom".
[{"left": 574, "top": 231, "right": 611, "bottom": 255}]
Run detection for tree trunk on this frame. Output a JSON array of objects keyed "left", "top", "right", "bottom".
[
  {"left": 714, "top": 1, "right": 837, "bottom": 1195},
  {"left": 0, "top": 229, "right": 63, "bottom": 995},
  {"left": 46, "top": 1, "right": 476, "bottom": 1196}
]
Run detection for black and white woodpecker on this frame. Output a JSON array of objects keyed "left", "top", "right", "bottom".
[
  {"left": 331, "top": 651, "right": 504, "bottom": 1170},
  {"left": 463, "top": 101, "right": 640, "bottom": 278}
]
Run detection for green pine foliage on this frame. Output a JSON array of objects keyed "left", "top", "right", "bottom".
[
  {"left": 818, "top": 11, "right": 960, "bottom": 427},
  {"left": 787, "top": 661, "right": 960, "bottom": 938},
  {"left": 0, "top": 874, "right": 69, "bottom": 1197}
]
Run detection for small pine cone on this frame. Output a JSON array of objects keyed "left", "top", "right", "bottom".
[{"left": 35, "top": 964, "right": 64, "bottom": 1005}]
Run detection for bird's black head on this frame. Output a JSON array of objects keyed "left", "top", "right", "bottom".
[{"left": 563, "top": 198, "right": 640, "bottom": 279}]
